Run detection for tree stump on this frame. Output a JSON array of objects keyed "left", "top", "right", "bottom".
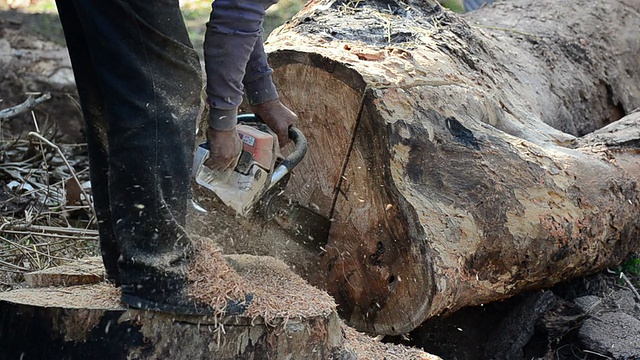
[
  {"left": 0, "top": 256, "right": 441, "bottom": 360},
  {"left": 257, "top": 0, "right": 640, "bottom": 335},
  {"left": 0, "top": 255, "right": 343, "bottom": 360}
]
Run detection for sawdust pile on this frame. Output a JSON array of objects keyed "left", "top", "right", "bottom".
[
  {"left": 187, "top": 235, "right": 336, "bottom": 323},
  {"left": 342, "top": 325, "right": 442, "bottom": 360},
  {"left": 228, "top": 254, "right": 337, "bottom": 322},
  {"left": 187, "top": 235, "right": 250, "bottom": 313}
]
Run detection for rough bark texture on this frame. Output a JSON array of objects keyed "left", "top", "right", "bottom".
[
  {"left": 261, "top": 0, "right": 640, "bottom": 335},
  {"left": 0, "top": 290, "right": 343, "bottom": 360}
]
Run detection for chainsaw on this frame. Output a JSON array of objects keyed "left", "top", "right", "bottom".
[{"left": 192, "top": 114, "right": 330, "bottom": 250}]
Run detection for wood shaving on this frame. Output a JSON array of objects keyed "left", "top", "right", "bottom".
[
  {"left": 342, "top": 324, "right": 442, "bottom": 360},
  {"left": 187, "top": 235, "right": 250, "bottom": 313},
  {"left": 187, "top": 235, "right": 336, "bottom": 323},
  {"left": 228, "top": 254, "right": 337, "bottom": 322}
]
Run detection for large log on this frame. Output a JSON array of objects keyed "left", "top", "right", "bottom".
[{"left": 257, "top": 0, "right": 640, "bottom": 335}]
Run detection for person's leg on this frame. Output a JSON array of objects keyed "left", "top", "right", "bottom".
[
  {"left": 63, "top": 0, "right": 204, "bottom": 310},
  {"left": 55, "top": 0, "right": 121, "bottom": 285}
]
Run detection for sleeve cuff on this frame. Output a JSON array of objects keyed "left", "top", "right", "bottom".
[
  {"left": 208, "top": 107, "right": 238, "bottom": 131},
  {"left": 244, "top": 74, "right": 279, "bottom": 105}
]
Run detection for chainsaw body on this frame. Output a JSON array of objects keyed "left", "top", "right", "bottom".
[{"left": 192, "top": 114, "right": 307, "bottom": 216}]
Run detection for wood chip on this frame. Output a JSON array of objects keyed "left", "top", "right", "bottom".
[{"left": 187, "top": 235, "right": 336, "bottom": 323}]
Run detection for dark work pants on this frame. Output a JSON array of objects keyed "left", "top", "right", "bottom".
[{"left": 56, "top": 0, "right": 202, "bottom": 295}]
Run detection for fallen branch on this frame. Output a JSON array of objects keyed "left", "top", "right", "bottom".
[
  {"left": 0, "top": 258, "right": 29, "bottom": 272},
  {"left": 0, "top": 93, "right": 51, "bottom": 120},
  {"left": 0, "top": 224, "right": 98, "bottom": 240}
]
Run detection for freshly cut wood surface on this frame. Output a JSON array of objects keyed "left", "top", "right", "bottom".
[
  {"left": 24, "top": 256, "right": 104, "bottom": 288},
  {"left": 262, "top": 0, "right": 640, "bottom": 335}
]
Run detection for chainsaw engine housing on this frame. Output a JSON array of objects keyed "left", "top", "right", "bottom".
[{"left": 193, "top": 122, "right": 279, "bottom": 216}]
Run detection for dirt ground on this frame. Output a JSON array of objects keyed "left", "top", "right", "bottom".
[
  {"left": 394, "top": 269, "right": 640, "bottom": 360},
  {"left": 1, "top": 5, "right": 639, "bottom": 360}
]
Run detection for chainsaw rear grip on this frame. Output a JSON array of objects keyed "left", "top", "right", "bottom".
[
  {"left": 269, "top": 126, "right": 306, "bottom": 185},
  {"left": 282, "top": 126, "right": 307, "bottom": 171}
]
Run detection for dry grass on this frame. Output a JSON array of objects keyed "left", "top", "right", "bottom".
[{"left": 0, "top": 109, "right": 98, "bottom": 290}]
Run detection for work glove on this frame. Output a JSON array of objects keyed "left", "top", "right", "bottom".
[{"left": 250, "top": 99, "right": 298, "bottom": 147}]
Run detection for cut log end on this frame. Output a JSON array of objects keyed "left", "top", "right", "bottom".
[{"left": 23, "top": 256, "right": 105, "bottom": 288}]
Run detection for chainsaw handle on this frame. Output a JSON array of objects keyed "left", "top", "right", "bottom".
[
  {"left": 283, "top": 127, "right": 307, "bottom": 169},
  {"left": 271, "top": 126, "right": 307, "bottom": 184}
]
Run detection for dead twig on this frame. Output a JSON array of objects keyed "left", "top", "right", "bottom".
[
  {"left": 619, "top": 272, "right": 640, "bottom": 302},
  {"left": 27, "top": 131, "right": 95, "bottom": 218},
  {"left": 0, "top": 235, "right": 82, "bottom": 264},
  {"left": 0, "top": 121, "right": 97, "bottom": 278},
  {"left": 0, "top": 223, "right": 97, "bottom": 236},
  {"left": 0, "top": 226, "right": 98, "bottom": 240},
  {"left": 0, "top": 93, "right": 51, "bottom": 120},
  {"left": 0, "top": 258, "right": 29, "bottom": 272},
  {"left": 583, "top": 349, "right": 613, "bottom": 359}
]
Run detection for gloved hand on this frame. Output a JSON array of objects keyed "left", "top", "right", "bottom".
[
  {"left": 250, "top": 99, "right": 298, "bottom": 147},
  {"left": 205, "top": 127, "right": 243, "bottom": 171}
]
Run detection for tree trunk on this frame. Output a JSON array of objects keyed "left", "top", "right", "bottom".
[{"left": 261, "top": 0, "right": 640, "bottom": 335}]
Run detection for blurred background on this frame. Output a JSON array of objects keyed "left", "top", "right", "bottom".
[{"left": 0, "top": 0, "right": 480, "bottom": 58}]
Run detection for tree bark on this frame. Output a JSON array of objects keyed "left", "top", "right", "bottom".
[{"left": 262, "top": 0, "right": 640, "bottom": 335}]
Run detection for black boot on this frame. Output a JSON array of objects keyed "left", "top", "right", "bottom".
[{"left": 120, "top": 274, "right": 252, "bottom": 316}]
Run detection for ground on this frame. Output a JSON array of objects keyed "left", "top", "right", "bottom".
[
  {"left": 1, "top": 2, "right": 639, "bottom": 360},
  {"left": 396, "top": 266, "right": 640, "bottom": 360}
]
